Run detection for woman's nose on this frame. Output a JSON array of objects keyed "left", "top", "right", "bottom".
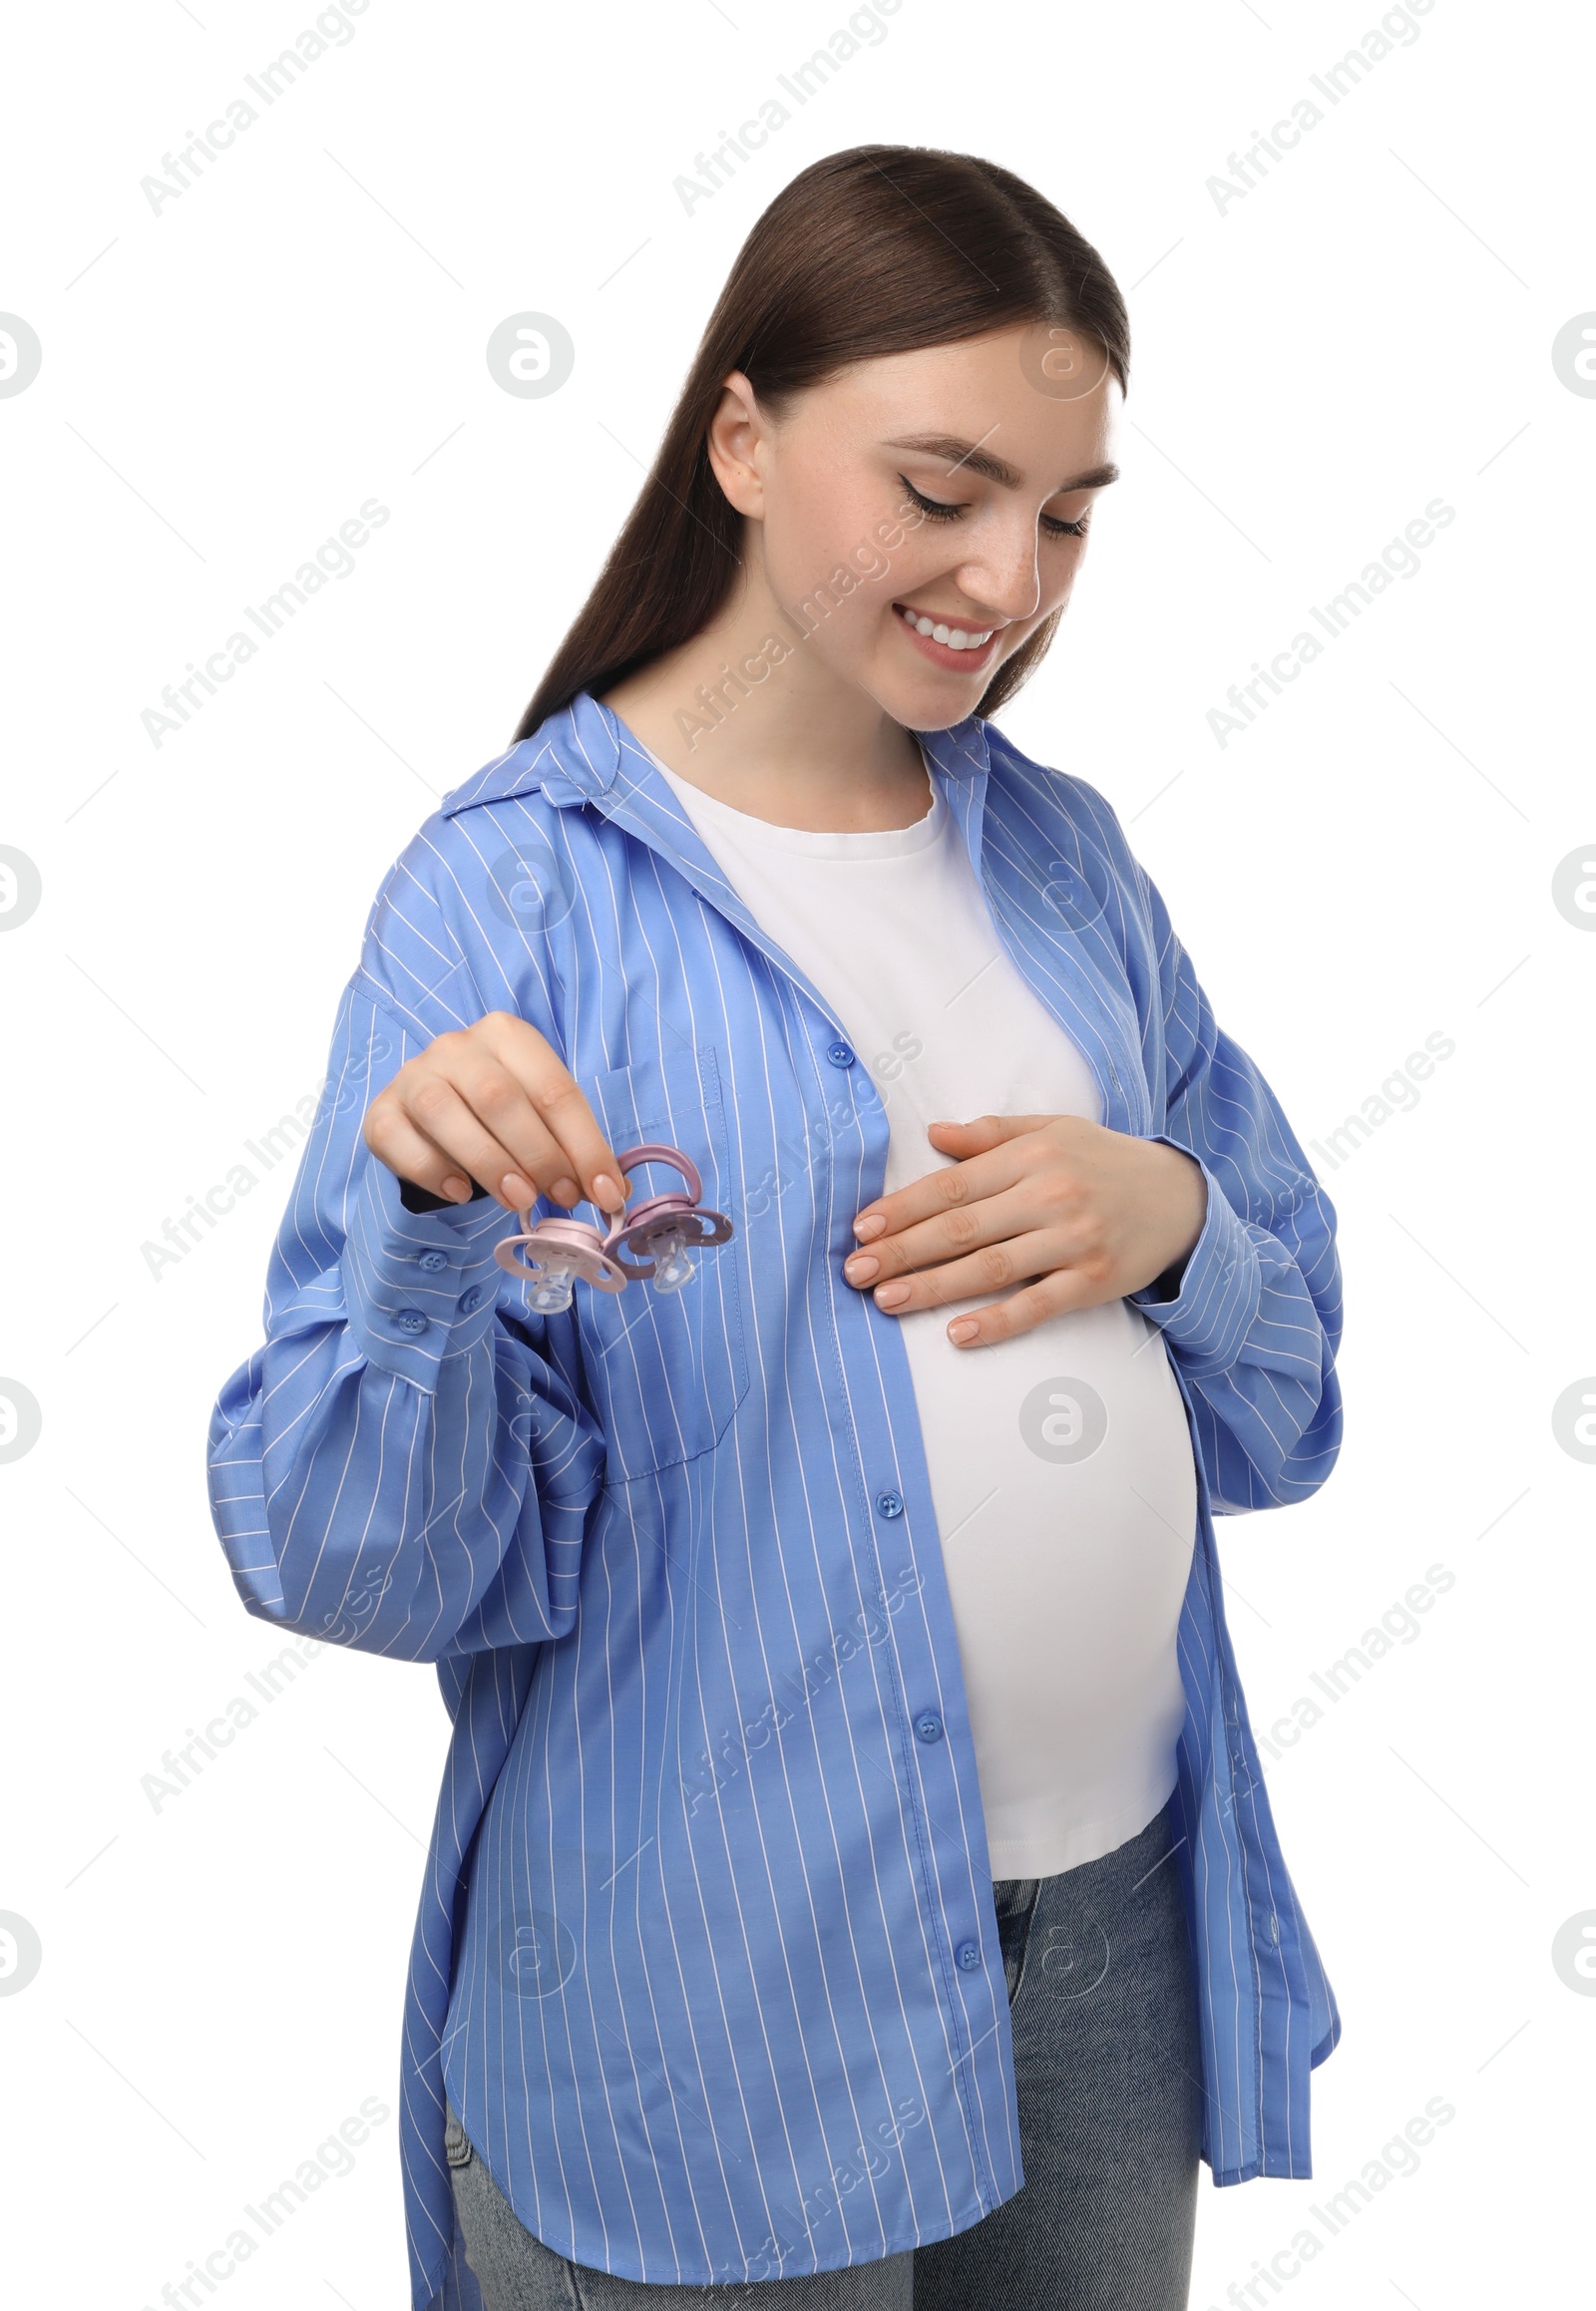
[{"left": 956, "top": 529, "right": 1043, "bottom": 626}]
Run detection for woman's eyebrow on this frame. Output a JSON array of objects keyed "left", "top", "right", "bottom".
[{"left": 885, "top": 433, "right": 1119, "bottom": 494}]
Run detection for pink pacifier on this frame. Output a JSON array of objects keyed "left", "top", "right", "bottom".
[
  {"left": 494, "top": 1141, "right": 734, "bottom": 1313},
  {"left": 494, "top": 1212, "right": 628, "bottom": 1315},
  {"left": 602, "top": 1142, "right": 733, "bottom": 1295}
]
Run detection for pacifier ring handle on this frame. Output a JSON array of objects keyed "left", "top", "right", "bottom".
[{"left": 614, "top": 1141, "right": 703, "bottom": 1204}]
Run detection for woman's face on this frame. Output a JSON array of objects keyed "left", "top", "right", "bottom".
[{"left": 712, "top": 321, "right": 1120, "bottom": 730}]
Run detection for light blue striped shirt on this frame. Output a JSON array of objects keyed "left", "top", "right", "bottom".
[{"left": 206, "top": 688, "right": 1345, "bottom": 2302}]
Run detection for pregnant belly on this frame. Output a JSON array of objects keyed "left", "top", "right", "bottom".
[{"left": 895, "top": 1287, "right": 1199, "bottom": 1746}]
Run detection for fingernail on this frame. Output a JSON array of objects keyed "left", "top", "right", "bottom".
[
  {"left": 845, "top": 1253, "right": 880, "bottom": 1282},
  {"left": 948, "top": 1318, "right": 980, "bottom": 1344},
  {"left": 502, "top": 1172, "right": 538, "bottom": 1207},
  {"left": 875, "top": 1281, "right": 911, "bottom": 1310},
  {"left": 442, "top": 1174, "right": 472, "bottom": 1203},
  {"left": 551, "top": 1176, "right": 581, "bottom": 1207},
  {"left": 852, "top": 1213, "right": 886, "bottom": 1241},
  {"left": 593, "top": 1172, "right": 625, "bottom": 1211}
]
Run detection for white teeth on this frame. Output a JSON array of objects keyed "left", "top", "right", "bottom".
[{"left": 899, "top": 605, "right": 993, "bottom": 649}]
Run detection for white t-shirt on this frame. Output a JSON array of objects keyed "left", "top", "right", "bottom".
[{"left": 652, "top": 756, "right": 1197, "bottom": 1878}]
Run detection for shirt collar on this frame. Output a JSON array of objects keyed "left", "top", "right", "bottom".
[
  {"left": 446, "top": 687, "right": 985, "bottom": 802},
  {"left": 442, "top": 689, "right": 995, "bottom": 1047},
  {"left": 443, "top": 685, "right": 993, "bottom": 886}
]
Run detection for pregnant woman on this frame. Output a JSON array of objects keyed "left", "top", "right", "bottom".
[{"left": 207, "top": 145, "right": 1345, "bottom": 2311}]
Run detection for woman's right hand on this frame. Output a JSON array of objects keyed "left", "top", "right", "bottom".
[{"left": 362, "top": 1010, "right": 628, "bottom": 1216}]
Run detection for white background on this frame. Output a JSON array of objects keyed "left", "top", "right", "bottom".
[{"left": 2, "top": 1, "right": 1592, "bottom": 2305}]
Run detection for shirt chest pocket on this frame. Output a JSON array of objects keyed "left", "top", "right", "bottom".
[{"left": 575, "top": 1045, "right": 750, "bottom": 1485}]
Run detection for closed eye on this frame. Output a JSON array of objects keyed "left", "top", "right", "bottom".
[
  {"left": 900, "top": 478, "right": 963, "bottom": 524},
  {"left": 899, "top": 476, "right": 1090, "bottom": 540}
]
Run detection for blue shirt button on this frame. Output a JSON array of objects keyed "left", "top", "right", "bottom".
[
  {"left": 417, "top": 1249, "right": 449, "bottom": 1273},
  {"left": 394, "top": 1309, "right": 430, "bottom": 1336},
  {"left": 459, "top": 1286, "right": 483, "bottom": 1314},
  {"left": 874, "top": 1490, "right": 904, "bottom": 1519},
  {"left": 914, "top": 1713, "right": 943, "bottom": 1742},
  {"left": 826, "top": 1040, "right": 856, "bottom": 1067},
  {"left": 956, "top": 1940, "right": 981, "bottom": 1971}
]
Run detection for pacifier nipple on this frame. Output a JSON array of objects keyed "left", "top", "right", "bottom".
[
  {"left": 649, "top": 1228, "right": 697, "bottom": 1294},
  {"left": 528, "top": 1256, "right": 577, "bottom": 1315}
]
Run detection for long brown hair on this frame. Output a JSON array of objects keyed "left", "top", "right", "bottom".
[{"left": 512, "top": 144, "right": 1129, "bottom": 743}]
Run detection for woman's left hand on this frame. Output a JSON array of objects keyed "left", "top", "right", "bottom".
[{"left": 843, "top": 1114, "right": 1209, "bottom": 1348}]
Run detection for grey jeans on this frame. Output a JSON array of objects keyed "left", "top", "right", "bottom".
[{"left": 446, "top": 1796, "right": 1201, "bottom": 2308}]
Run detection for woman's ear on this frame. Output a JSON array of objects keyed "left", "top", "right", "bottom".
[{"left": 704, "top": 369, "right": 768, "bottom": 522}]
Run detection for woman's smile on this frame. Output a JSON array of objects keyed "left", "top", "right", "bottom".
[{"left": 892, "top": 597, "right": 1003, "bottom": 673}]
